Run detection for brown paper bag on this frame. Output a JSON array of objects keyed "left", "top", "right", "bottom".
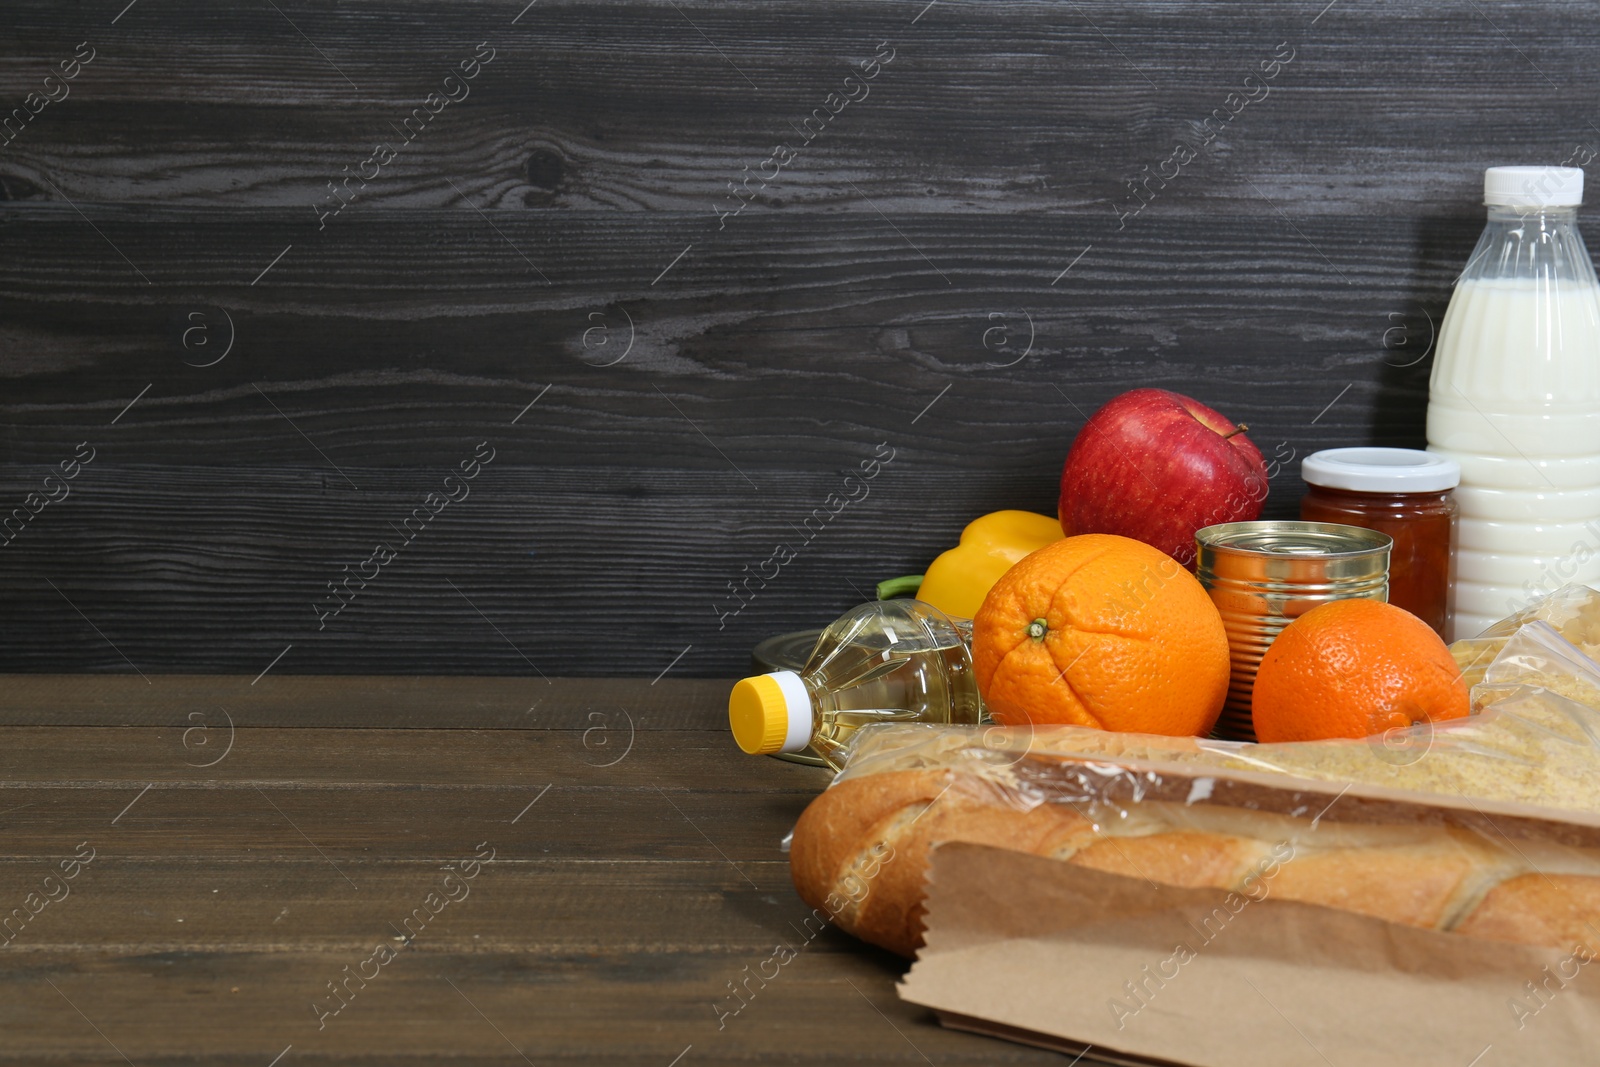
[{"left": 899, "top": 843, "right": 1600, "bottom": 1067}]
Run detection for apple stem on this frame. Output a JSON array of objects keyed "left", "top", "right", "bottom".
[{"left": 1222, "top": 424, "right": 1249, "bottom": 440}]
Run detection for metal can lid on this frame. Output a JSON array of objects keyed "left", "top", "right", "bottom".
[
  {"left": 1301, "top": 447, "right": 1460, "bottom": 493},
  {"left": 1196, "top": 520, "right": 1393, "bottom": 559}
]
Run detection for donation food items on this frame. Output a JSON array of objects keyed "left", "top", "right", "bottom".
[
  {"left": 765, "top": 167, "right": 1600, "bottom": 1004},
  {"left": 791, "top": 600, "right": 1600, "bottom": 958},
  {"left": 971, "top": 534, "right": 1230, "bottom": 735},
  {"left": 1251, "top": 598, "right": 1469, "bottom": 743},
  {"left": 728, "top": 382, "right": 1474, "bottom": 754},
  {"left": 1058, "top": 388, "right": 1268, "bottom": 567}
]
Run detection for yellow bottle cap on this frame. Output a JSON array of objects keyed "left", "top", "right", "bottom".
[{"left": 728, "top": 671, "right": 810, "bottom": 755}]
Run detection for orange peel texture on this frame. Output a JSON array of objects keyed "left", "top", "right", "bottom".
[
  {"left": 1252, "top": 598, "right": 1469, "bottom": 743},
  {"left": 972, "top": 533, "right": 1231, "bottom": 735}
]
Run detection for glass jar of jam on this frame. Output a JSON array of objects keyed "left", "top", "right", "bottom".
[{"left": 1299, "top": 448, "right": 1460, "bottom": 639}]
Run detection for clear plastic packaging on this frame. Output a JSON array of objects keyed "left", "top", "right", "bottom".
[
  {"left": 1453, "top": 581, "right": 1600, "bottom": 687},
  {"left": 790, "top": 586, "right": 1600, "bottom": 960},
  {"left": 830, "top": 584, "right": 1600, "bottom": 819}
]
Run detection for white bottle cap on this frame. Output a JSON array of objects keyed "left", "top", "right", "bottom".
[
  {"left": 1301, "top": 447, "right": 1461, "bottom": 493},
  {"left": 1484, "top": 166, "right": 1584, "bottom": 208},
  {"left": 768, "top": 670, "right": 813, "bottom": 753}
]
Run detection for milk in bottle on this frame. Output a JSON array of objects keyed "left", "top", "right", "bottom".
[{"left": 1427, "top": 166, "right": 1600, "bottom": 638}]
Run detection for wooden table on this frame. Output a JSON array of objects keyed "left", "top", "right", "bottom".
[{"left": 0, "top": 676, "right": 1070, "bottom": 1065}]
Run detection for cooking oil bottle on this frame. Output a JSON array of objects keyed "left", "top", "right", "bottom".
[{"left": 728, "top": 600, "right": 982, "bottom": 770}]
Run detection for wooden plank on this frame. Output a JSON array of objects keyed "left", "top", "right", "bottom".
[
  {"left": 0, "top": 207, "right": 1459, "bottom": 673},
  {"left": 0, "top": 694, "right": 1070, "bottom": 1064},
  {"left": 0, "top": 858, "right": 809, "bottom": 955},
  {"left": 0, "top": 0, "right": 1573, "bottom": 671},
  {"left": 0, "top": 722, "right": 766, "bottom": 783},
  {"left": 0, "top": 465, "right": 1024, "bottom": 675},
  {"left": 6, "top": 949, "right": 1064, "bottom": 1065},
  {"left": 0, "top": 789, "right": 821, "bottom": 866},
  {"left": 0, "top": 210, "right": 1445, "bottom": 468},
  {"left": 0, "top": 459, "right": 1406, "bottom": 676},
  {"left": 0, "top": 718, "right": 827, "bottom": 865},
  {"left": 0, "top": 1, "right": 1594, "bottom": 213},
  {"left": 0, "top": 676, "right": 736, "bottom": 729}
]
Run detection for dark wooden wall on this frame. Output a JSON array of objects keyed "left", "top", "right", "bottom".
[{"left": 0, "top": 0, "right": 1595, "bottom": 676}]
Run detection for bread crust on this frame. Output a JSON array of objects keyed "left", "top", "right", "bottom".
[
  {"left": 1453, "top": 873, "right": 1600, "bottom": 949},
  {"left": 1067, "top": 831, "right": 1272, "bottom": 890},
  {"left": 790, "top": 766, "right": 1600, "bottom": 957},
  {"left": 790, "top": 769, "right": 1093, "bottom": 955}
]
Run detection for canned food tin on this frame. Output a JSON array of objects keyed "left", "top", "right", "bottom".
[{"left": 1195, "top": 521, "right": 1392, "bottom": 742}]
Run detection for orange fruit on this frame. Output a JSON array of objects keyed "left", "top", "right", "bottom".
[
  {"left": 971, "top": 533, "right": 1230, "bottom": 734},
  {"left": 1252, "top": 598, "right": 1468, "bottom": 743}
]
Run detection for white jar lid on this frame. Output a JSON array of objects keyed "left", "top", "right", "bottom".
[
  {"left": 1484, "top": 166, "right": 1583, "bottom": 208},
  {"left": 1301, "top": 447, "right": 1461, "bottom": 493}
]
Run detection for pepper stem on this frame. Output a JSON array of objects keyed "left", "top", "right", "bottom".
[{"left": 876, "top": 575, "right": 924, "bottom": 600}]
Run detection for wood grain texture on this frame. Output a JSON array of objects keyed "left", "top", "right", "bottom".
[
  {"left": 9, "top": 951, "right": 1052, "bottom": 1065},
  {"left": 0, "top": 0, "right": 1593, "bottom": 212},
  {"left": 0, "top": 0, "right": 1593, "bottom": 673},
  {"left": 0, "top": 675, "right": 734, "bottom": 727},
  {"left": 0, "top": 677, "right": 1069, "bottom": 1065},
  {"left": 0, "top": 212, "right": 1468, "bottom": 674}
]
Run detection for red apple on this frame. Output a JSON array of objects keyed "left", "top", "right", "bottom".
[{"left": 1058, "top": 388, "right": 1268, "bottom": 566}]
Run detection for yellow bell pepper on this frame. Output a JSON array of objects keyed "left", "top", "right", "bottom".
[{"left": 898, "top": 510, "right": 1064, "bottom": 619}]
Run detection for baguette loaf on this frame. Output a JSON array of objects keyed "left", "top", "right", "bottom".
[{"left": 789, "top": 766, "right": 1600, "bottom": 958}]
